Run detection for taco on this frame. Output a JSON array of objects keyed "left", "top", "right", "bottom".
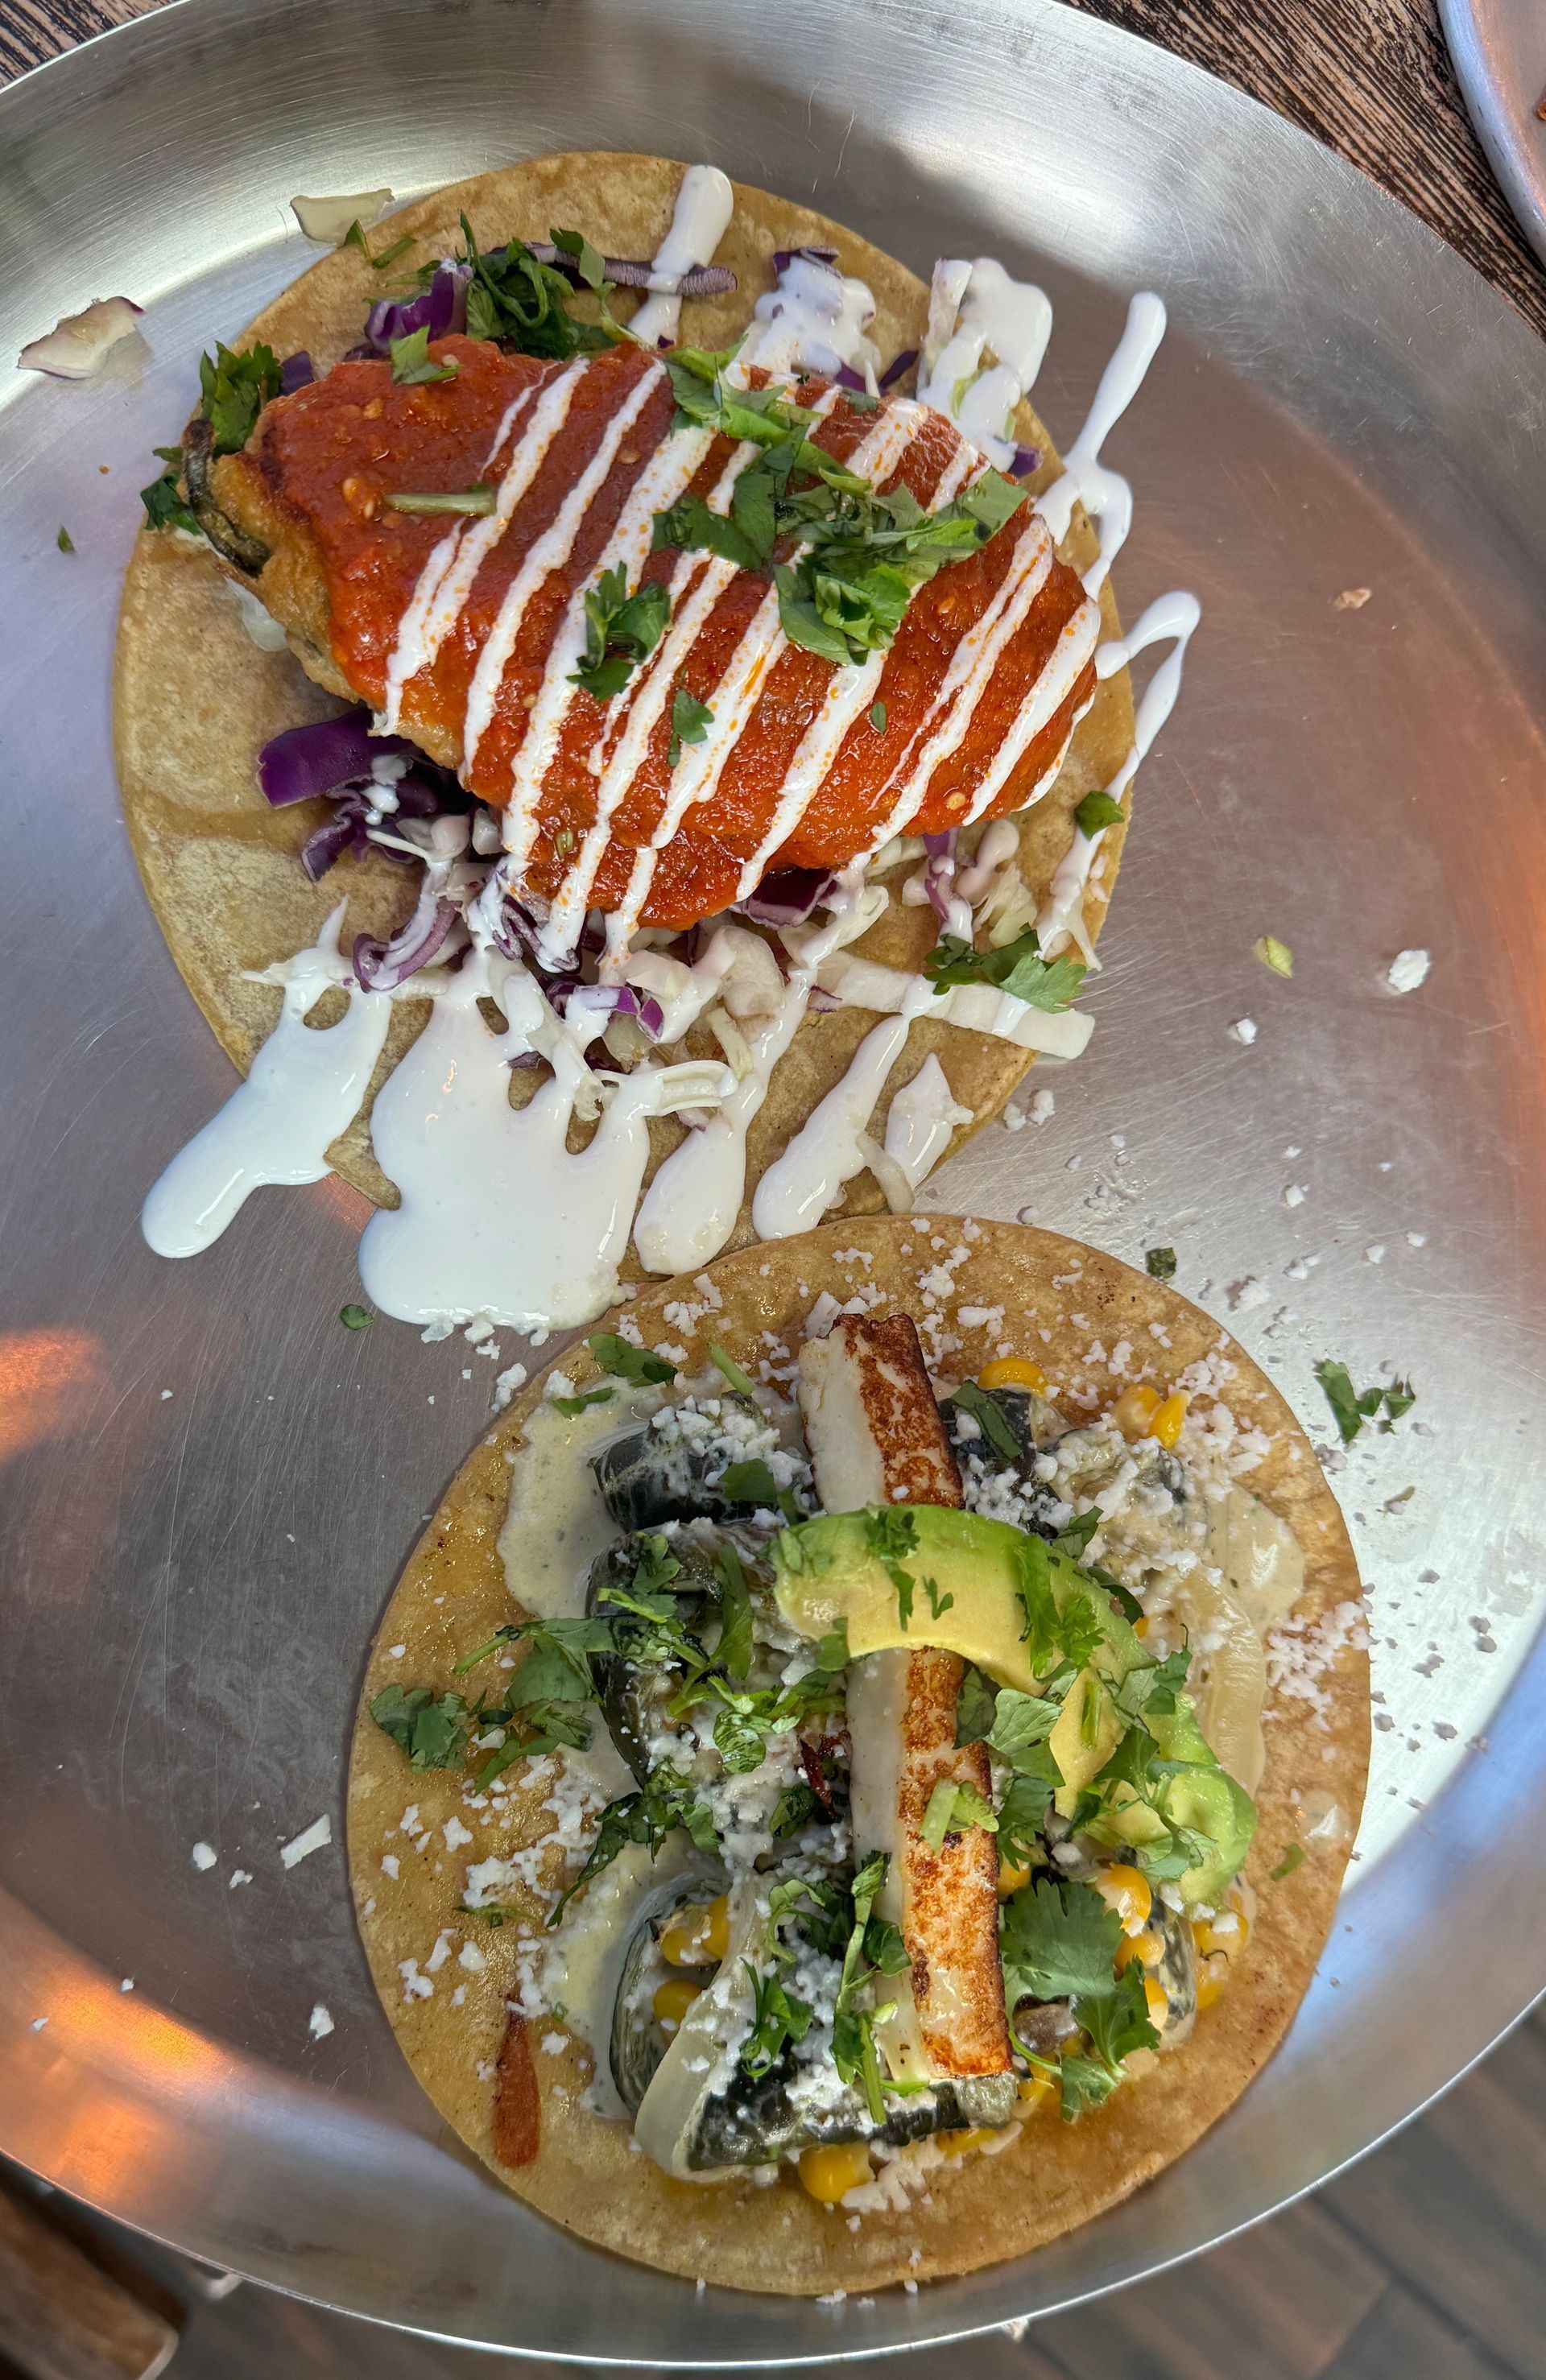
[
  {"left": 347, "top": 1217, "right": 1366, "bottom": 2293},
  {"left": 123, "top": 151, "right": 1184, "bottom": 1336}
]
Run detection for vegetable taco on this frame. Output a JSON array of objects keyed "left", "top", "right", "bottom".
[
  {"left": 124, "top": 151, "right": 1195, "bottom": 1336},
  {"left": 347, "top": 1217, "right": 1367, "bottom": 2292}
]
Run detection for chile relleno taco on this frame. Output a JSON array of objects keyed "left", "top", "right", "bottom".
[
  {"left": 124, "top": 152, "right": 1193, "bottom": 1336},
  {"left": 347, "top": 1217, "right": 1366, "bottom": 2292}
]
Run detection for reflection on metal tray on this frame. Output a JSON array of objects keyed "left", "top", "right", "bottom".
[{"left": 2, "top": 0, "right": 1545, "bottom": 2360}]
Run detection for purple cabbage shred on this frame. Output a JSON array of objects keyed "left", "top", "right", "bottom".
[
  {"left": 878, "top": 349, "right": 918, "bottom": 390},
  {"left": 279, "top": 351, "right": 315, "bottom": 396}
]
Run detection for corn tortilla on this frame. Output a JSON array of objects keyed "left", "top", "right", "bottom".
[
  {"left": 346, "top": 1216, "right": 1368, "bottom": 2293},
  {"left": 114, "top": 151, "right": 1135, "bottom": 1222}
]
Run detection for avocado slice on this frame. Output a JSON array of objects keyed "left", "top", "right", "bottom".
[
  {"left": 1104, "top": 1699, "right": 1257, "bottom": 1904},
  {"left": 773, "top": 1507, "right": 1143, "bottom": 1810}
]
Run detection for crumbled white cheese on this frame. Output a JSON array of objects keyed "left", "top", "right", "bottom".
[
  {"left": 1230, "top": 1017, "right": 1258, "bottom": 1044},
  {"left": 308, "top": 2003, "right": 334, "bottom": 2039},
  {"left": 279, "top": 1815, "right": 333, "bottom": 1868},
  {"left": 1386, "top": 948, "right": 1430, "bottom": 994},
  {"left": 191, "top": 1841, "right": 217, "bottom": 1871}
]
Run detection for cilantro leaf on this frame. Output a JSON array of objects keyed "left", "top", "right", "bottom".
[
  {"left": 1000, "top": 1877, "right": 1121, "bottom": 2006},
  {"left": 741, "top": 1963, "right": 812, "bottom": 2076},
  {"left": 923, "top": 924, "right": 1087, "bottom": 1013},
  {"left": 1074, "top": 790, "right": 1126, "bottom": 837},
  {"left": 56, "top": 525, "right": 75, "bottom": 554},
  {"left": 1077, "top": 1958, "right": 1160, "bottom": 2075},
  {"left": 140, "top": 451, "right": 197, "bottom": 533},
  {"left": 652, "top": 492, "right": 762, "bottom": 571},
  {"left": 339, "top": 1303, "right": 373, "bottom": 1329},
  {"left": 711, "top": 1541, "right": 754, "bottom": 1683},
  {"left": 952, "top": 1380, "right": 1021, "bottom": 1460},
  {"left": 923, "top": 1577, "right": 953, "bottom": 1619},
  {"left": 569, "top": 564, "right": 670, "bottom": 700},
  {"left": 551, "top": 1387, "right": 614, "bottom": 1416},
  {"left": 548, "top": 224, "right": 607, "bottom": 292},
  {"left": 1314, "top": 1357, "right": 1392, "bottom": 1446},
  {"left": 1145, "top": 1246, "right": 1177, "bottom": 1280},
  {"left": 668, "top": 685, "right": 714, "bottom": 766},
  {"left": 920, "top": 1777, "right": 998, "bottom": 1851},
  {"left": 864, "top": 1505, "right": 919, "bottom": 1629},
  {"left": 370, "top": 1683, "right": 477, "bottom": 1770},
  {"left": 996, "top": 1759, "right": 1059, "bottom": 1865},
  {"left": 345, "top": 219, "right": 414, "bottom": 270},
  {"left": 716, "top": 1457, "right": 793, "bottom": 1518},
  {"left": 870, "top": 700, "right": 887, "bottom": 732},
  {"left": 986, "top": 1686, "right": 1066, "bottom": 1764},
  {"left": 770, "top": 1779, "right": 821, "bottom": 1837},
  {"left": 587, "top": 1332, "right": 677, "bottom": 1385},
  {"left": 389, "top": 324, "right": 459, "bottom": 386},
  {"left": 548, "top": 1762, "right": 717, "bottom": 1923},
  {"left": 1059, "top": 2052, "right": 1121, "bottom": 2119},
  {"left": 955, "top": 1664, "right": 999, "bottom": 1746},
  {"left": 960, "top": 469, "right": 1028, "bottom": 537},
  {"left": 198, "top": 341, "right": 283, "bottom": 453}
]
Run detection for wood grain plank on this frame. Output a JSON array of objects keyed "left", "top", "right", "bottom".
[
  {"left": 1322, "top": 2279, "right": 1516, "bottom": 2380},
  {"left": 1324, "top": 2017, "right": 1546, "bottom": 2379},
  {"left": 1032, "top": 2196, "right": 1387, "bottom": 2380},
  {"left": 0, "top": 2181, "right": 177, "bottom": 2380}
]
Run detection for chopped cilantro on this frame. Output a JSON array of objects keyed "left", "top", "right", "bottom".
[
  {"left": 389, "top": 324, "right": 459, "bottom": 386},
  {"left": 955, "top": 1665, "right": 999, "bottom": 1747},
  {"left": 548, "top": 224, "right": 608, "bottom": 291},
  {"left": 587, "top": 1331, "right": 677, "bottom": 1384},
  {"left": 569, "top": 564, "right": 670, "bottom": 700},
  {"left": 199, "top": 341, "right": 283, "bottom": 454},
  {"left": 668, "top": 685, "right": 714, "bottom": 766},
  {"left": 995, "top": 1760, "right": 1060, "bottom": 1866},
  {"left": 986, "top": 1686, "right": 1065, "bottom": 1764},
  {"left": 451, "top": 213, "right": 618, "bottom": 359},
  {"left": 710, "top": 1541, "right": 754, "bottom": 1683},
  {"left": 1315, "top": 1357, "right": 1414, "bottom": 1445},
  {"left": 740, "top": 1964, "right": 812, "bottom": 2076},
  {"left": 1074, "top": 790, "right": 1125, "bottom": 837},
  {"left": 864, "top": 1504, "right": 919, "bottom": 1629},
  {"left": 56, "top": 525, "right": 75, "bottom": 553},
  {"left": 717, "top": 1457, "right": 800, "bottom": 1524},
  {"left": 923, "top": 923, "right": 1086, "bottom": 1014},
  {"left": 769, "top": 1779, "right": 821, "bottom": 1837},
  {"left": 1255, "top": 934, "right": 1295, "bottom": 978},
  {"left": 920, "top": 1777, "right": 998, "bottom": 1852},
  {"left": 550, "top": 1387, "right": 615, "bottom": 1416},
  {"left": 1058, "top": 1962, "right": 1160, "bottom": 2118},
  {"left": 1271, "top": 1843, "right": 1305, "bottom": 1881},
  {"left": 1145, "top": 1246, "right": 1177, "bottom": 1281},
  {"left": 922, "top": 1576, "right": 953, "bottom": 1620},
  {"left": 952, "top": 1380, "right": 1021, "bottom": 1460},
  {"left": 457, "top": 1901, "right": 518, "bottom": 1926},
  {"left": 829, "top": 1853, "right": 899, "bottom": 2123},
  {"left": 960, "top": 469, "right": 1028, "bottom": 537},
  {"left": 370, "top": 1683, "right": 476, "bottom": 1771},
  {"left": 999, "top": 1876, "right": 1121, "bottom": 2006},
  {"left": 869, "top": 700, "right": 887, "bottom": 732},
  {"left": 140, "top": 449, "right": 196, "bottom": 533},
  {"left": 345, "top": 218, "right": 414, "bottom": 270},
  {"left": 339, "top": 1302, "right": 373, "bottom": 1329},
  {"left": 1054, "top": 1510, "right": 1101, "bottom": 1560}
]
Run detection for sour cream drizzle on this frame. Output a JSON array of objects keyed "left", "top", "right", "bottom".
[
  {"left": 1035, "top": 293, "right": 1167, "bottom": 596},
  {"left": 356, "top": 944, "right": 733, "bottom": 1328},
  {"left": 470, "top": 362, "right": 667, "bottom": 801},
  {"left": 629, "top": 165, "right": 736, "bottom": 349},
  {"left": 140, "top": 904, "right": 392, "bottom": 1257},
  {"left": 1037, "top": 589, "right": 1201, "bottom": 961}
]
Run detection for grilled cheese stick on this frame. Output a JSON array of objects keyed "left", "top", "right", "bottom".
[{"left": 798, "top": 1314, "right": 1012, "bottom": 2080}]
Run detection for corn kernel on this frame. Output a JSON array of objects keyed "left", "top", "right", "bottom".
[
  {"left": 940, "top": 2126, "right": 1001, "bottom": 2157},
  {"left": 1115, "top": 1929, "right": 1164, "bottom": 1972},
  {"left": 1195, "top": 1953, "right": 1229, "bottom": 2012},
  {"left": 1093, "top": 1864, "right": 1152, "bottom": 1934},
  {"left": 1134, "top": 1614, "right": 1150, "bottom": 1639},
  {"left": 1016, "top": 2073, "right": 1056, "bottom": 2113},
  {"left": 1143, "top": 1976, "right": 1170, "bottom": 2031},
  {"left": 1194, "top": 1907, "right": 1250, "bottom": 1961},
  {"left": 979, "top": 1356, "right": 1048, "bottom": 1394},
  {"left": 998, "top": 1856, "right": 1033, "bottom": 1899},
  {"left": 798, "top": 2141, "right": 873, "bottom": 2203},
  {"left": 659, "top": 1894, "right": 730, "bottom": 1968},
  {"left": 1110, "top": 1383, "right": 1162, "bottom": 1441},
  {"left": 1150, "top": 1390, "right": 1190, "bottom": 1451},
  {"left": 652, "top": 1976, "right": 704, "bottom": 2029}
]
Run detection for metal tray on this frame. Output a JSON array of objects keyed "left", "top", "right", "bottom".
[
  {"left": 2, "top": 0, "right": 1545, "bottom": 2361},
  {"left": 1441, "top": 0, "right": 1546, "bottom": 269}
]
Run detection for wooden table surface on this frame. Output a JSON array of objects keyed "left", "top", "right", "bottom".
[
  {"left": 2, "top": 0, "right": 1541, "bottom": 2374},
  {"left": 3, "top": 0, "right": 1546, "bottom": 339}
]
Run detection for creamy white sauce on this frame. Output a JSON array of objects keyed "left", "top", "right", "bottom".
[
  {"left": 918, "top": 257, "right": 1052, "bottom": 471},
  {"left": 380, "top": 374, "right": 578, "bottom": 736},
  {"left": 142, "top": 905, "right": 392, "bottom": 1258},
  {"left": 751, "top": 981, "right": 928, "bottom": 1241},
  {"left": 1037, "top": 589, "right": 1200, "bottom": 960},
  {"left": 1035, "top": 292, "right": 1167, "bottom": 595},
  {"left": 633, "top": 976, "right": 810, "bottom": 1271},
  {"left": 472, "top": 364, "right": 666, "bottom": 805},
  {"left": 883, "top": 1053, "right": 973, "bottom": 1190},
  {"left": 812, "top": 949, "right": 1093, "bottom": 1059},
  {"left": 357, "top": 946, "right": 732, "bottom": 1330},
  {"left": 628, "top": 165, "right": 736, "bottom": 348},
  {"left": 746, "top": 254, "right": 882, "bottom": 389}
]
